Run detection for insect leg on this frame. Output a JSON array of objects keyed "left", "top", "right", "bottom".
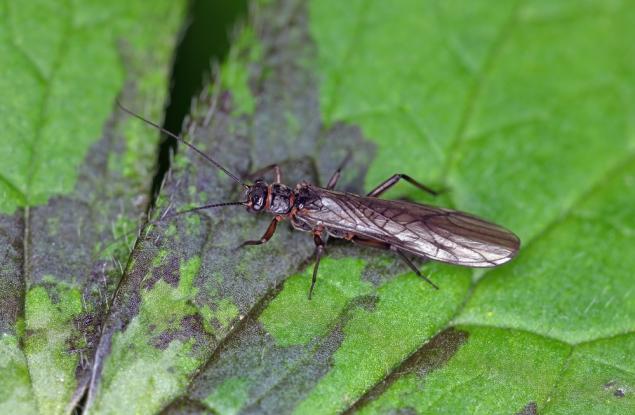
[
  {"left": 367, "top": 174, "right": 440, "bottom": 198},
  {"left": 239, "top": 216, "right": 281, "bottom": 247},
  {"left": 245, "top": 164, "right": 282, "bottom": 183},
  {"left": 325, "top": 151, "right": 352, "bottom": 190},
  {"left": 309, "top": 230, "right": 326, "bottom": 300},
  {"left": 393, "top": 249, "right": 439, "bottom": 289},
  {"left": 351, "top": 236, "right": 438, "bottom": 289}
]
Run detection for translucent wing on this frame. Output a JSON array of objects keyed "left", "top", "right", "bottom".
[{"left": 298, "top": 188, "right": 520, "bottom": 267}]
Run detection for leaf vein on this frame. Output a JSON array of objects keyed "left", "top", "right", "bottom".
[
  {"left": 0, "top": 172, "right": 27, "bottom": 204},
  {"left": 4, "top": 1, "right": 47, "bottom": 82},
  {"left": 323, "top": 0, "right": 371, "bottom": 124},
  {"left": 24, "top": 0, "right": 75, "bottom": 203},
  {"left": 439, "top": 0, "right": 522, "bottom": 186}
]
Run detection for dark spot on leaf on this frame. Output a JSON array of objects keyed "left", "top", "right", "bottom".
[
  {"left": 242, "top": 317, "right": 349, "bottom": 414},
  {"left": 142, "top": 254, "right": 180, "bottom": 290},
  {"left": 70, "top": 312, "right": 101, "bottom": 366},
  {"left": 119, "top": 289, "right": 142, "bottom": 333},
  {"left": 360, "top": 252, "right": 403, "bottom": 287},
  {"left": 603, "top": 379, "right": 627, "bottom": 398},
  {"left": 152, "top": 331, "right": 174, "bottom": 351},
  {"left": 184, "top": 282, "right": 359, "bottom": 414},
  {"left": 407, "top": 328, "right": 469, "bottom": 378},
  {"left": 0, "top": 211, "right": 25, "bottom": 334},
  {"left": 324, "top": 240, "right": 400, "bottom": 288},
  {"left": 346, "top": 328, "right": 469, "bottom": 413},
  {"left": 181, "top": 314, "right": 209, "bottom": 336},
  {"left": 151, "top": 314, "right": 210, "bottom": 350},
  {"left": 351, "top": 294, "right": 379, "bottom": 312},
  {"left": 515, "top": 401, "right": 537, "bottom": 415}
]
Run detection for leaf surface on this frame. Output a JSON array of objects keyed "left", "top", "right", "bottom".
[
  {"left": 3, "top": 0, "right": 634, "bottom": 414},
  {"left": 0, "top": 0, "right": 185, "bottom": 413},
  {"left": 157, "top": 0, "right": 634, "bottom": 413}
]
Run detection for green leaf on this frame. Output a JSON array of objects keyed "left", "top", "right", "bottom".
[
  {"left": 155, "top": 0, "right": 634, "bottom": 413},
  {"left": 544, "top": 334, "right": 635, "bottom": 413},
  {"left": 356, "top": 326, "right": 571, "bottom": 414},
  {"left": 4, "top": 0, "right": 634, "bottom": 414},
  {"left": 0, "top": 0, "right": 185, "bottom": 413},
  {"left": 84, "top": 6, "right": 375, "bottom": 412}
]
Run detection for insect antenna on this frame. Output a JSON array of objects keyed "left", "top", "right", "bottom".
[
  {"left": 117, "top": 101, "right": 249, "bottom": 189},
  {"left": 160, "top": 201, "right": 247, "bottom": 219}
]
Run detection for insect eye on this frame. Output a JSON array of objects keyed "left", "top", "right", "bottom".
[
  {"left": 252, "top": 195, "right": 263, "bottom": 210},
  {"left": 249, "top": 186, "right": 268, "bottom": 211}
]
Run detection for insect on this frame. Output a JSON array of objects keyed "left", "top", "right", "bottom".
[{"left": 119, "top": 104, "right": 520, "bottom": 299}]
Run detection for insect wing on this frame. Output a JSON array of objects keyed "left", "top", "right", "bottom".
[{"left": 302, "top": 189, "right": 520, "bottom": 267}]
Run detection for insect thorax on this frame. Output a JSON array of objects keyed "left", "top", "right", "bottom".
[
  {"left": 269, "top": 183, "right": 294, "bottom": 214},
  {"left": 294, "top": 184, "right": 321, "bottom": 210}
]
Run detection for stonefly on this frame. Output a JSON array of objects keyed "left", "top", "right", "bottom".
[{"left": 119, "top": 104, "right": 520, "bottom": 299}]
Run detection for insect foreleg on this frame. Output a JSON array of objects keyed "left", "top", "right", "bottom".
[
  {"left": 308, "top": 229, "right": 326, "bottom": 300},
  {"left": 239, "top": 216, "right": 281, "bottom": 247},
  {"left": 245, "top": 164, "right": 282, "bottom": 183},
  {"left": 367, "top": 174, "right": 440, "bottom": 198}
]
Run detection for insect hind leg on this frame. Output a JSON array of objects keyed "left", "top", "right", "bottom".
[
  {"left": 350, "top": 236, "right": 438, "bottom": 289},
  {"left": 309, "top": 229, "right": 326, "bottom": 300},
  {"left": 393, "top": 248, "right": 438, "bottom": 289}
]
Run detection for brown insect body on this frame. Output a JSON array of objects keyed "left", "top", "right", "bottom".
[
  {"left": 287, "top": 184, "right": 519, "bottom": 267},
  {"left": 243, "top": 173, "right": 520, "bottom": 298},
  {"left": 119, "top": 104, "right": 521, "bottom": 299}
]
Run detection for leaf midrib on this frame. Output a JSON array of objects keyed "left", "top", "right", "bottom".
[{"left": 7, "top": 1, "right": 78, "bottom": 412}]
